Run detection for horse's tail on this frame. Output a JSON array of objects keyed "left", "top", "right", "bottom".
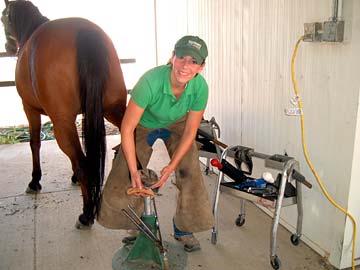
[{"left": 76, "top": 28, "right": 108, "bottom": 220}]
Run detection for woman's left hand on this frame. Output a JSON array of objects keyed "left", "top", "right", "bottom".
[{"left": 150, "top": 165, "right": 174, "bottom": 189}]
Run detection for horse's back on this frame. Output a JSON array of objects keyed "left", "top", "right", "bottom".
[{"left": 16, "top": 17, "right": 127, "bottom": 118}]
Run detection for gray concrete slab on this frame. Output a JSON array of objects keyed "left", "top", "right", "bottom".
[{"left": 0, "top": 136, "right": 335, "bottom": 270}]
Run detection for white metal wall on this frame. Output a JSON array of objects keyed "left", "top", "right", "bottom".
[{"left": 156, "top": 0, "right": 360, "bottom": 268}]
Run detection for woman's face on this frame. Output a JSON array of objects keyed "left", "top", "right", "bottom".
[{"left": 171, "top": 54, "right": 205, "bottom": 87}]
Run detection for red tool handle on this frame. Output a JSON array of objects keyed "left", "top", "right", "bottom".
[
  {"left": 210, "top": 158, "right": 223, "bottom": 169},
  {"left": 211, "top": 158, "right": 247, "bottom": 182}
]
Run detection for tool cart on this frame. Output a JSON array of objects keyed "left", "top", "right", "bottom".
[{"left": 210, "top": 145, "right": 312, "bottom": 269}]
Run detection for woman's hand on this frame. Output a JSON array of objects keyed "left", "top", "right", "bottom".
[
  {"left": 130, "top": 170, "right": 143, "bottom": 189},
  {"left": 150, "top": 165, "right": 174, "bottom": 189}
]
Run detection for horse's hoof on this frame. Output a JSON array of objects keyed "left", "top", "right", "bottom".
[
  {"left": 25, "top": 187, "right": 38, "bottom": 194},
  {"left": 71, "top": 175, "right": 79, "bottom": 186},
  {"left": 75, "top": 214, "right": 94, "bottom": 230},
  {"left": 75, "top": 220, "right": 93, "bottom": 230},
  {"left": 71, "top": 181, "right": 80, "bottom": 186},
  {"left": 26, "top": 182, "right": 42, "bottom": 194}
]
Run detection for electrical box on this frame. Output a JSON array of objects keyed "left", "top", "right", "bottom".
[
  {"left": 322, "top": 20, "right": 345, "bottom": 42},
  {"left": 303, "top": 22, "right": 322, "bottom": 42},
  {"left": 303, "top": 21, "right": 344, "bottom": 43}
]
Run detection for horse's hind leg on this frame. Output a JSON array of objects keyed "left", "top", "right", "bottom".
[
  {"left": 51, "top": 117, "right": 93, "bottom": 228},
  {"left": 104, "top": 106, "right": 125, "bottom": 130},
  {"left": 23, "top": 105, "right": 42, "bottom": 193}
]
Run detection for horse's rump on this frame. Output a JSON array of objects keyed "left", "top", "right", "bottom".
[{"left": 17, "top": 18, "right": 124, "bottom": 117}]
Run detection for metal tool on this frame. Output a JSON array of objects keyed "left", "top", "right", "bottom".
[
  {"left": 121, "top": 206, "right": 160, "bottom": 245},
  {"left": 152, "top": 197, "right": 169, "bottom": 269},
  {"left": 119, "top": 169, "right": 169, "bottom": 270}
]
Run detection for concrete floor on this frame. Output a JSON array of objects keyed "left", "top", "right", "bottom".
[{"left": 0, "top": 135, "right": 337, "bottom": 270}]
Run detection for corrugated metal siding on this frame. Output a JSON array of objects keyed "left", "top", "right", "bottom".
[
  {"left": 155, "top": 0, "right": 360, "bottom": 268},
  {"left": 190, "top": 0, "right": 333, "bottom": 152},
  {"left": 187, "top": 0, "right": 245, "bottom": 145}
]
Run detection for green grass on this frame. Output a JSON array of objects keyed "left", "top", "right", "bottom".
[
  {"left": 0, "top": 121, "right": 55, "bottom": 145},
  {"left": 0, "top": 128, "right": 19, "bottom": 144}
]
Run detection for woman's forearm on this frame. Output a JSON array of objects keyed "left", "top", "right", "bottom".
[
  {"left": 121, "top": 130, "right": 138, "bottom": 174},
  {"left": 120, "top": 99, "right": 145, "bottom": 175}
]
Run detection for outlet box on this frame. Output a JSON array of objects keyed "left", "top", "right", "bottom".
[
  {"left": 322, "top": 20, "right": 344, "bottom": 42},
  {"left": 303, "top": 21, "right": 345, "bottom": 43},
  {"left": 284, "top": 108, "right": 302, "bottom": 116},
  {"left": 303, "top": 22, "right": 322, "bottom": 42}
]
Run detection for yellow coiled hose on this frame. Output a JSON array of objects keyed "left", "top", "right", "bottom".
[{"left": 291, "top": 36, "right": 357, "bottom": 270}]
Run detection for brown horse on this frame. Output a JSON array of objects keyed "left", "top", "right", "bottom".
[{"left": 1, "top": 0, "right": 127, "bottom": 228}]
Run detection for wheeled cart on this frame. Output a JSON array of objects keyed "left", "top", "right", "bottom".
[{"left": 211, "top": 145, "right": 312, "bottom": 269}]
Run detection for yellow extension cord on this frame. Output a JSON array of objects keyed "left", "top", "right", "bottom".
[{"left": 291, "top": 36, "right": 357, "bottom": 270}]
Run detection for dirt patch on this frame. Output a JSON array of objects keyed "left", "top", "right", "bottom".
[{"left": 76, "top": 120, "right": 120, "bottom": 136}]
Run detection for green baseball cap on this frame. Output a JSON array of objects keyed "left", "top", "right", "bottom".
[{"left": 174, "top": 35, "right": 208, "bottom": 65}]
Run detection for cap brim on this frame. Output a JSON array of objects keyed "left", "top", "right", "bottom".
[{"left": 175, "top": 48, "right": 203, "bottom": 65}]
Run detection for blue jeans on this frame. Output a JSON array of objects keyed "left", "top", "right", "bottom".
[
  {"left": 173, "top": 219, "right": 193, "bottom": 236},
  {"left": 146, "top": 128, "right": 172, "bottom": 146}
]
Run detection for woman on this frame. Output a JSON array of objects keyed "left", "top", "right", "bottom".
[{"left": 98, "top": 35, "right": 215, "bottom": 252}]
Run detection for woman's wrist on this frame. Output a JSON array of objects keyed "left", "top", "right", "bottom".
[
  {"left": 128, "top": 166, "right": 139, "bottom": 176},
  {"left": 167, "top": 162, "right": 176, "bottom": 172}
]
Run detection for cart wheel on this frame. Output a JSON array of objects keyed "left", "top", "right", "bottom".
[
  {"left": 235, "top": 215, "right": 245, "bottom": 227},
  {"left": 270, "top": 255, "right": 281, "bottom": 270},
  {"left": 290, "top": 234, "right": 300, "bottom": 246}
]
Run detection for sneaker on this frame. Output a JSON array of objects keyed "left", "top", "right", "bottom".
[{"left": 174, "top": 234, "right": 201, "bottom": 252}]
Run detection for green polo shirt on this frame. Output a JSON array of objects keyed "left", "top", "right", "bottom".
[{"left": 130, "top": 64, "right": 208, "bottom": 128}]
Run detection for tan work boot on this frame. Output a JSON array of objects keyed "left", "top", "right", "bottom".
[
  {"left": 121, "top": 229, "right": 139, "bottom": 245},
  {"left": 174, "top": 234, "right": 201, "bottom": 252}
]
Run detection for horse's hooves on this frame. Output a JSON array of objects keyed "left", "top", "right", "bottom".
[
  {"left": 75, "top": 214, "right": 94, "bottom": 230},
  {"left": 26, "top": 182, "right": 42, "bottom": 194},
  {"left": 25, "top": 187, "right": 38, "bottom": 194},
  {"left": 75, "top": 220, "right": 93, "bottom": 230},
  {"left": 71, "top": 181, "right": 80, "bottom": 186},
  {"left": 71, "top": 175, "right": 79, "bottom": 186}
]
